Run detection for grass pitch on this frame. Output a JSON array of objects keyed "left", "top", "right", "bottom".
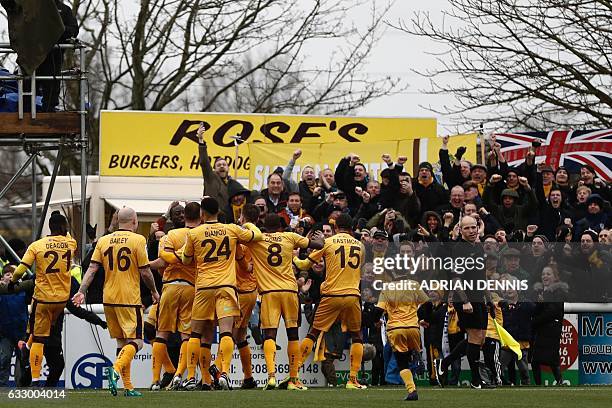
[{"left": 3, "top": 386, "right": 612, "bottom": 408}]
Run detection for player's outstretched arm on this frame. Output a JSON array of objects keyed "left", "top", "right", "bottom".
[
  {"left": 242, "top": 222, "right": 263, "bottom": 242},
  {"left": 139, "top": 266, "right": 160, "bottom": 304},
  {"left": 308, "top": 230, "right": 325, "bottom": 250},
  {"left": 10, "top": 263, "right": 29, "bottom": 283},
  {"left": 73, "top": 262, "right": 100, "bottom": 306},
  {"left": 292, "top": 256, "right": 313, "bottom": 271}
]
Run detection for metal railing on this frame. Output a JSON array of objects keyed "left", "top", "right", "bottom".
[{"left": 0, "top": 40, "right": 89, "bottom": 262}]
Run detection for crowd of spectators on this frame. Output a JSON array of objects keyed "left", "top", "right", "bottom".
[{"left": 1, "top": 133, "right": 610, "bottom": 387}]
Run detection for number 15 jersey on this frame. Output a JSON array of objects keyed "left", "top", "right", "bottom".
[
  {"left": 307, "top": 233, "right": 363, "bottom": 297},
  {"left": 92, "top": 229, "right": 149, "bottom": 306}
]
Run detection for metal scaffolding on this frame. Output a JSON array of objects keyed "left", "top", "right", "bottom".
[{"left": 0, "top": 41, "right": 88, "bottom": 262}]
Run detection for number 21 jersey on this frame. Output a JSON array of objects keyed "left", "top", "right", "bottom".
[{"left": 21, "top": 234, "right": 77, "bottom": 303}]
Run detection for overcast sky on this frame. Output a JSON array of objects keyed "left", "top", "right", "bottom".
[{"left": 1, "top": 0, "right": 461, "bottom": 133}]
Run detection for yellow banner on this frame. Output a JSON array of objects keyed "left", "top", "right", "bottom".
[
  {"left": 99, "top": 111, "right": 436, "bottom": 178},
  {"left": 250, "top": 133, "right": 478, "bottom": 190}
]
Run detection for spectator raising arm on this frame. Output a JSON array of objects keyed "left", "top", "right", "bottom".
[{"left": 198, "top": 123, "right": 229, "bottom": 207}]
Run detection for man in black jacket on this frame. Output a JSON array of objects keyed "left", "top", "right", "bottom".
[
  {"left": 38, "top": 1, "right": 79, "bottom": 111},
  {"left": 0, "top": 276, "right": 106, "bottom": 386}
]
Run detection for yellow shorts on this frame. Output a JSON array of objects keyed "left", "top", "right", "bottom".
[
  {"left": 260, "top": 291, "right": 299, "bottom": 329},
  {"left": 387, "top": 327, "right": 421, "bottom": 353},
  {"left": 312, "top": 295, "right": 361, "bottom": 333},
  {"left": 192, "top": 286, "right": 239, "bottom": 321},
  {"left": 29, "top": 300, "right": 66, "bottom": 338},
  {"left": 157, "top": 284, "right": 195, "bottom": 334},
  {"left": 235, "top": 290, "right": 257, "bottom": 329},
  {"left": 104, "top": 305, "right": 144, "bottom": 340},
  {"left": 146, "top": 303, "right": 158, "bottom": 327}
]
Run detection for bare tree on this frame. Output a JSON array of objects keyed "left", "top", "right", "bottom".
[
  {"left": 393, "top": 0, "right": 612, "bottom": 131},
  {"left": 59, "top": 0, "right": 400, "bottom": 171}
]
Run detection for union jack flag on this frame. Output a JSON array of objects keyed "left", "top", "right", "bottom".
[{"left": 494, "top": 129, "right": 612, "bottom": 181}]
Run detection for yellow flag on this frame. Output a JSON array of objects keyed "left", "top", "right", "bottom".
[{"left": 494, "top": 320, "right": 522, "bottom": 359}]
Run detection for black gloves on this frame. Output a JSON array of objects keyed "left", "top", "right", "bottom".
[
  {"left": 487, "top": 302, "right": 496, "bottom": 319},
  {"left": 455, "top": 146, "right": 467, "bottom": 160}
]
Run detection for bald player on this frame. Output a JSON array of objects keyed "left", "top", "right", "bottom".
[
  {"left": 245, "top": 213, "right": 323, "bottom": 391},
  {"left": 292, "top": 213, "right": 367, "bottom": 390},
  {"left": 10, "top": 212, "right": 77, "bottom": 386},
  {"left": 147, "top": 202, "right": 201, "bottom": 391},
  {"left": 73, "top": 207, "right": 160, "bottom": 397},
  {"left": 434, "top": 215, "right": 494, "bottom": 389},
  {"left": 181, "top": 197, "right": 262, "bottom": 391}
]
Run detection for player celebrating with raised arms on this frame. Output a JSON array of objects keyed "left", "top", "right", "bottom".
[
  {"left": 10, "top": 211, "right": 77, "bottom": 387},
  {"left": 245, "top": 213, "right": 324, "bottom": 391},
  {"left": 73, "top": 207, "right": 160, "bottom": 397},
  {"left": 181, "top": 196, "right": 262, "bottom": 390},
  {"left": 291, "top": 213, "right": 367, "bottom": 390}
]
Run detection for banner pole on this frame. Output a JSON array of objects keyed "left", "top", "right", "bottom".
[{"left": 479, "top": 122, "right": 486, "bottom": 165}]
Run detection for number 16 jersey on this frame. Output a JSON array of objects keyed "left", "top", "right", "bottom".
[{"left": 92, "top": 229, "right": 149, "bottom": 306}]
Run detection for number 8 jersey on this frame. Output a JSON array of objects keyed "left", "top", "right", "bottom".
[
  {"left": 21, "top": 234, "right": 77, "bottom": 303},
  {"left": 92, "top": 229, "right": 149, "bottom": 306},
  {"left": 246, "top": 232, "right": 310, "bottom": 294}
]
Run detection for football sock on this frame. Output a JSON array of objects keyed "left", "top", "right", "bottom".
[
  {"left": 263, "top": 339, "right": 276, "bottom": 378},
  {"left": 186, "top": 337, "right": 200, "bottom": 379},
  {"left": 176, "top": 339, "right": 188, "bottom": 377},
  {"left": 114, "top": 342, "right": 137, "bottom": 390},
  {"left": 238, "top": 341, "right": 252, "bottom": 379},
  {"left": 30, "top": 342, "right": 44, "bottom": 380},
  {"left": 299, "top": 337, "right": 315, "bottom": 368},
  {"left": 200, "top": 344, "right": 212, "bottom": 384},
  {"left": 466, "top": 342, "right": 482, "bottom": 385},
  {"left": 288, "top": 340, "right": 299, "bottom": 378},
  {"left": 219, "top": 333, "right": 234, "bottom": 374},
  {"left": 152, "top": 340, "right": 165, "bottom": 383},
  {"left": 400, "top": 369, "right": 416, "bottom": 393},
  {"left": 442, "top": 339, "right": 467, "bottom": 370},
  {"left": 349, "top": 342, "right": 364, "bottom": 381},
  {"left": 214, "top": 348, "right": 222, "bottom": 369}
]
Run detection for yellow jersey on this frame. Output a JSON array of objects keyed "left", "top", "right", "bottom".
[
  {"left": 376, "top": 282, "right": 429, "bottom": 330},
  {"left": 92, "top": 230, "right": 149, "bottom": 306},
  {"left": 307, "top": 233, "right": 364, "bottom": 297},
  {"left": 159, "top": 227, "right": 196, "bottom": 285},
  {"left": 183, "top": 221, "right": 257, "bottom": 290},
  {"left": 21, "top": 235, "right": 77, "bottom": 303},
  {"left": 236, "top": 245, "right": 257, "bottom": 293},
  {"left": 246, "top": 232, "right": 310, "bottom": 294}
]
